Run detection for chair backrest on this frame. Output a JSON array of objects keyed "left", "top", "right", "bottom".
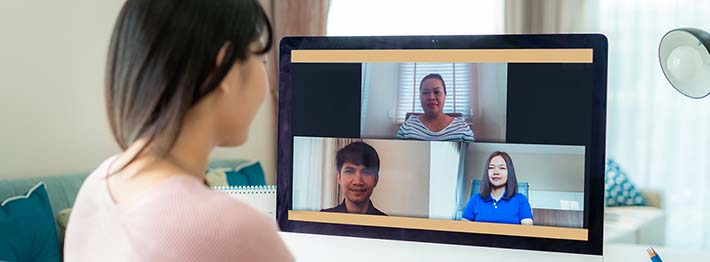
[
  {"left": 471, "top": 179, "right": 529, "bottom": 199},
  {"left": 405, "top": 112, "right": 463, "bottom": 121}
]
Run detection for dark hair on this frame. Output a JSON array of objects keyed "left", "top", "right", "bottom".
[
  {"left": 105, "top": 0, "right": 273, "bottom": 170},
  {"left": 336, "top": 142, "right": 380, "bottom": 175},
  {"left": 480, "top": 151, "right": 518, "bottom": 199},
  {"left": 419, "top": 73, "right": 447, "bottom": 95}
]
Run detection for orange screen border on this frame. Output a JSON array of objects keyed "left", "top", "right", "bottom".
[{"left": 291, "top": 49, "right": 593, "bottom": 63}]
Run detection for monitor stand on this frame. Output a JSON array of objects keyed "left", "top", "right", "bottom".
[{"left": 280, "top": 232, "right": 602, "bottom": 262}]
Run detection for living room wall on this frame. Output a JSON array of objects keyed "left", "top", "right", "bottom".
[{"left": 0, "top": 0, "right": 278, "bottom": 184}]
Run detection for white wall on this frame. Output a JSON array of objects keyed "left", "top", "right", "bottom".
[
  {"left": 470, "top": 63, "right": 507, "bottom": 142},
  {"left": 0, "top": 1, "right": 278, "bottom": 185},
  {"left": 366, "top": 139, "right": 430, "bottom": 218},
  {"left": 361, "top": 63, "right": 399, "bottom": 138},
  {"left": 428, "top": 141, "right": 462, "bottom": 220}
]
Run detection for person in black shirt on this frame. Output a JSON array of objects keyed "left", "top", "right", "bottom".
[{"left": 321, "top": 142, "right": 386, "bottom": 216}]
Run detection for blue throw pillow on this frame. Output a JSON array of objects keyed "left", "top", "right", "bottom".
[
  {"left": 225, "top": 169, "right": 250, "bottom": 186},
  {"left": 0, "top": 182, "right": 61, "bottom": 262},
  {"left": 226, "top": 161, "right": 266, "bottom": 186},
  {"left": 605, "top": 159, "right": 647, "bottom": 207}
]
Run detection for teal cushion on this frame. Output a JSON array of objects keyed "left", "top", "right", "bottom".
[
  {"left": 242, "top": 162, "right": 266, "bottom": 185},
  {"left": 605, "top": 159, "right": 647, "bottom": 207},
  {"left": 226, "top": 161, "right": 266, "bottom": 186},
  {"left": 0, "top": 182, "right": 61, "bottom": 262},
  {"left": 0, "top": 174, "right": 88, "bottom": 248},
  {"left": 225, "top": 169, "right": 250, "bottom": 186}
]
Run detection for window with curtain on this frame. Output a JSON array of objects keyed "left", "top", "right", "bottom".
[
  {"left": 327, "top": 0, "right": 503, "bottom": 124},
  {"left": 327, "top": 0, "right": 503, "bottom": 36},
  {"left": 589, "top": 0, "right": 710, "bottom": 248},
  {"left": 396, "top": 63, "right": 472, "bottom": 122}
]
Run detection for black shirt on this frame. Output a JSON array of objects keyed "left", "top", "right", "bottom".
[{"left": 321, "top": 200, "right": 387, "bottom": 216}]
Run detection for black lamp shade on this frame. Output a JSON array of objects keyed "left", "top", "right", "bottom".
[{"left": 659, "top": 28, "right": 710, "bottom": 99}]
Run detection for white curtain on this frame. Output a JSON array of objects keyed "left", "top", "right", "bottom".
[
  {"left": 507, "top": 0, "right": 710, "bottom": 248},
  {"left": 505, "top": 0, "right": 588, "bottom": 34},
  {"left": 588, "top": 0, "right": 710, "bottom": 248},
  {"left": 292, "top": 137, "right": 338, "bottom": 211}
]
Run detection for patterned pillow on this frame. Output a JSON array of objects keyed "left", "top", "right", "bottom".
[
  {"left": 205, "top": 168, "right": 229, "bottom": 187},
  {"left": 605, "top": 159, "right": 647, "bottom": 207}
]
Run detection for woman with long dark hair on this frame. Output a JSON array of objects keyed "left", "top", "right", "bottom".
[
  {"left": 64, "top": 1, "right": 293, "bottom": 260},
  {"left": 462, "top": 151, "right": 533, "bottom": 225}
]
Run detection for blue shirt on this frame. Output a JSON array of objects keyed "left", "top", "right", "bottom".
[{"left": 461, "top": 192, "right": 533, "bottom": 224}]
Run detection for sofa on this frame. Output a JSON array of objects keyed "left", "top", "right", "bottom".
[
  {"left": 0, "top": 174, "right": 87, "bottom": 249},
  {"left": 604, "top": 190, "right": 666, "bottom": 245},
  {"left": 0, "top": 159, "right": 266, "bottom": 261}
]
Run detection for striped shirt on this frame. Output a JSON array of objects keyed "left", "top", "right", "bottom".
[{"left": 396, "top": 115, "right": 475, "bottom": 142}]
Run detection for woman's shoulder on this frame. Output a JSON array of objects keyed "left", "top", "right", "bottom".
[
  {"left": 446, "top": 117, "right": 474, "bottom": 141},
  {"left": 397, "top": 115, "right": 425, "bottom": 138},
  {"left": 403, "top": 114, "right": 422, "bottom": 125},
  {"left": 449, "top": 116, "right": 471, "bottom": 128},
  {"left": 84, "top": 155, "right": 120, "bottom": 181},
  {"left": 126, "top": 180, "right": 292, "bottom": 260},
  {"left": 135, "top": 177, "right": 267, "bottom": 223},
  {"left": 511, "top": 192, "right": 530, "bottom": 201},
  {"left": 470, "top": 193, "right": 486, "bottom": 202}
]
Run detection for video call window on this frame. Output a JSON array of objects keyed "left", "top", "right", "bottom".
[{"left": 361, "top": 62, "right": 507, "bottom": 142}]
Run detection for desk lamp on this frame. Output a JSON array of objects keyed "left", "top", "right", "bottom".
[{"left": 659, "top": 28, "right": 710, "bottom": 98}]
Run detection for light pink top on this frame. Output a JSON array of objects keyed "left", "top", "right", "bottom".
[{"left": 64, "top": 157, "right": 293, "bottom": 262}]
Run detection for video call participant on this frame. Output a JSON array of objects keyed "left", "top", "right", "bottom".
[
  {"left": 396, "top": 73, "right": 475, "bottom": 142},
  {"left": 462, "top": 151, "right": 533, "bottom": 225},
  {"left": 321, "top": 142, "right": 387, "bottom": 216}
]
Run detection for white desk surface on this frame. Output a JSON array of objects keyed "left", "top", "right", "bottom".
[
  {"left": 280, "top": 232, "right": 710, "bottom": 262},
  {"left": 604, "top": 243, "right": 710, "bottom": 262}
]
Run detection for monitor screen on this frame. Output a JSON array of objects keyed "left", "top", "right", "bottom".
[{"left": 277, "top": 35, "right": 607, "bottom": 256}]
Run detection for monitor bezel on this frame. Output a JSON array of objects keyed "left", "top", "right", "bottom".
[{"left": 277, "top": 34, "right": 607, "bottom": 255}]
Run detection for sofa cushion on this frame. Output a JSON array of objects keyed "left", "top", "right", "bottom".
[
  {"left": 0, "top": 174, "right": 87, "bottom": 248},
  {"left": 0, "top": 182, "right": 61, "bottom": 262},
  {"left": 207, "top": 159, "right": 266, "bottom": 186},
  {"left": 205, "top": 168, "right": 229, "bottom": 187},
  {"left": 235, "top": 161, "right": 266, "bottom": 186},
  {"left": 605, "top": 206, "right": 665, "bottom": 245},
  {"left": 605, "top": 159, "right": 647, "bottom": 207}
]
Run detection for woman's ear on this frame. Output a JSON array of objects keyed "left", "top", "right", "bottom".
[
  {"left": 215, "top": 42, "right": 235, "bottom": 94},
  {"left": 216, "top": 42, "right": 230, "bottom": 67}
]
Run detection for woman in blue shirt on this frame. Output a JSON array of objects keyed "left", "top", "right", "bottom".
[{"left": 462, "top": 151, "right": 534, "bottom": 225}]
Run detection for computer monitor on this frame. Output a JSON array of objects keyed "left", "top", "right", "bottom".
[{"left": 277, "top": 34, "right": 607, "bottom": 261}]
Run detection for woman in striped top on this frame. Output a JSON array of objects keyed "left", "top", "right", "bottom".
[{"left": 396, "top": 74, "right": 475, "bottom": 142}]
